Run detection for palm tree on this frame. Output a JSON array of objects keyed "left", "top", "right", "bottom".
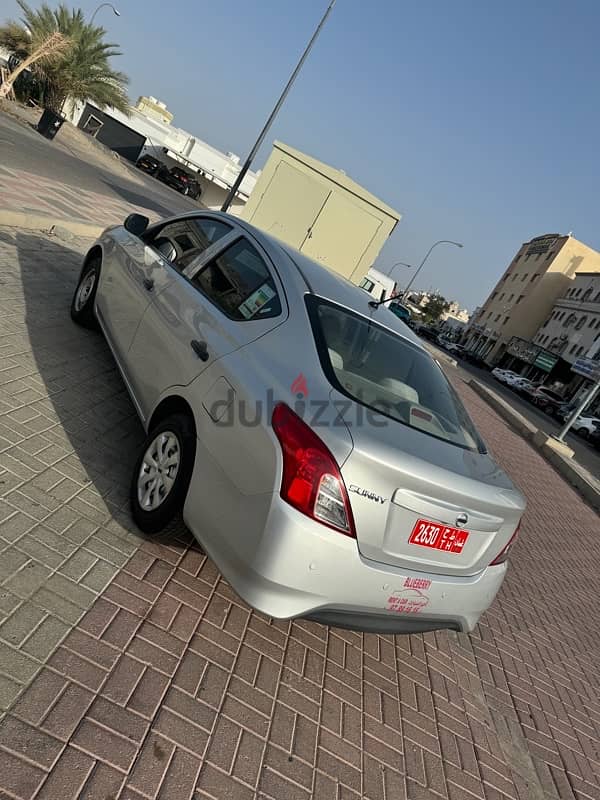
[
  {"left": 0, "top": 1, "right": 129, "bottom": 114},
  {"left": 0, "top": 30, "right": 68, "bottom": 99}
]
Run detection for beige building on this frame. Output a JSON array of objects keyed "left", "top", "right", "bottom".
[
  {"left": 135, "top": 96, "right": 174, "bottom": 125},
  {"left": 242, "top": 141, "right": 401, "bottom": 283},
  {"left": 465, "top": 233, "right": 600, "bottom": 364}
]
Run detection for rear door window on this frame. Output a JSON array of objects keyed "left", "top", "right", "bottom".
[
  {"left": 144, "top": 217, "right": 232, "bottom": 272},
  {"left": 307, "top": 296, "right": 485, "bottom": 452},
  {"left": 191, "top": 237, "right": 282, "bottom": 321}
]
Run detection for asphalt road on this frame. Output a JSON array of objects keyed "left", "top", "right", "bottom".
[
  {"left": 0, "top": 112, "right": 197, "bottom": 219},
  {"left": 439, "top": 351, "right": 600, "bottom": 478}
]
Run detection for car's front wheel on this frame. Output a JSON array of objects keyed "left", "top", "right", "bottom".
[
  {"left": 130, "top": 413, "right": 196, "bottom": 533},
  {"left": 71, "top": 256, "right": 101, "bottom": 328}
]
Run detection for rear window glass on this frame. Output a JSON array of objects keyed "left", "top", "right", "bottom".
[
  {"left": 307, "top": 296, "right": 485, "bottom": 452},
  {"left": 193, "top": 238, "right": 282, "bottom": 320}
]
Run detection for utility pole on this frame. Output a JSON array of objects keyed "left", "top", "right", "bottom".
[{"left": 221, "top": 1, "right": 336, "bottom": 212}]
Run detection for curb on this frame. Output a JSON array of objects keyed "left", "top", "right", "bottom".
[
  {"left": 468, "top": 378, "right": 600, "bottom": 513},
  {"left": 0, "top": 209, "right": 103, "bottom": 239},
  {"left": 423, "top": 342, "right": 458, "bottom": 368}
]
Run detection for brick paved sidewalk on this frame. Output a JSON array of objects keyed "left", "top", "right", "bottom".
[
  {"left": 0, "top": 226, "right": 599, "bottom": 800},
  {"left": 0, "top": 164, "right": 166, "bottom": 228}
]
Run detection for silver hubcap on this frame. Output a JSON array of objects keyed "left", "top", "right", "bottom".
[
  {"left": 137, "top": 431, "right": 180, "bottom": 511},
  {"left": 74, "top": 270, "right": 96, "bottom": 311}
]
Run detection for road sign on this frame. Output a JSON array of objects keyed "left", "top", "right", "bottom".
[
  {"left": 533, "top": 351, "right": 559, "bottom": 372},
  {"left": 572, "top": 357, "right": 600, "bottom": 382}
]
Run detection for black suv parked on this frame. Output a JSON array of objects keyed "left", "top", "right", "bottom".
[
  {"left": 158, "top": 166, "right": 202, "bottom": 199},
  {"left": 136, "top": 154, "right": 163, "bottom": 176}
]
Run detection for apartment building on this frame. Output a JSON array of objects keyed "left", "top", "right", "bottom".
[
  {"left": 465, "top": 233, "right": 600, "bottom": 366},
  {"left": 534, "top": 273, "right": 600, "bottom": 361}
]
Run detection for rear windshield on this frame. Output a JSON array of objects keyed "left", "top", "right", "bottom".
[{"left": 306, "top": 296, "right": 485, "bottom": 453}]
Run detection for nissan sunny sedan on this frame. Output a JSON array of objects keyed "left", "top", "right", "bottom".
[{"left": 70, "top": 210, "right": 526, "bottom": 634}]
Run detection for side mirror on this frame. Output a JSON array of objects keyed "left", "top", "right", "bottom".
[{"left": 123, "top": 213, "right": 149, "bottom": 237}]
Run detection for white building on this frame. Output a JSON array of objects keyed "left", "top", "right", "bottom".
[
  {"left": 65, "top": 99, "right": 258, "bottom": 214},
  {"left": 533, "top": 271, "right": 600, "bottom": 363}
]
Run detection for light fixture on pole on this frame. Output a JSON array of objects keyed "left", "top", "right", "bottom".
[
  {"left": 221, "top": 0, "right": 336, "bottom": 212},
  {"left": 385, "top": 261, "right": 414, "bottom": 277},
  {"left": 370, "top": 241, "right": 463, "bottom": 309},
  {"left": 90, "top": 3, "right": 120, "bottom": 24},
  {"left": 401, "top": 240, "right": 463, "bottom": 299}
]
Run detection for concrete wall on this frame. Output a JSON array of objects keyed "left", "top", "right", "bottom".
[{"left": 242, "top": 141, "right": 400, "bottom": 283}]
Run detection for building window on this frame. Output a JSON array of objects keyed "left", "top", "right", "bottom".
[
  {"left": 514, "top": 255, "right": 521, "bottom": 263},
  {"left": 582, "top": 288, "right": 593, "bottom": 302},
  {"left": 503, "top": 317, "right": 509, "bottom": 325},
  {"left": 569, "top": 343, "right": 578, "bottom": 354},
  {"left": 509, "top": 294, "right": 514, "bottom": 301},
  {"left": 530, "top": 274, "right": 538, "bottom": 281},
  {"left": 488, "top": 312, "right": 492, "bottom": 318},
  {"left": 81, "top": 114, "right": 104, "bottom": 137},
  {"left": 594, "top": 292, "right": 600, "bottom": 302},
  {"left": 495, "top": 314, "right": 501, "bottom": 322},
  {"left": 516, "top": 295, "right": 524, "bottom": 304},
  {"left": 521, "top": 274, "right": 528, "bottom": 281},
  {"left": 545, "top": 252, "right": 553, "bottom": 260},
  {"left": 577, "top": 346, "right": 585, "bottom": 357},
  {"left": 575, "top": 316, "right": 587, "bottom": 330},
  {"left": 564, "top": 313, "right": 576, "bottom": 328},
  {"left": 525, "top": 253, "right": 531, "bottom": 261},
  {"left": 498, "top": 293, "right": 504, "bottom": 300},
  {"left": 512, "top": 274, "right": 518, "bottom": 280}
]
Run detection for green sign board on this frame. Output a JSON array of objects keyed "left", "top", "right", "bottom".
[{"left": 533, "top": 352, "right": 559, "bottom": 372}]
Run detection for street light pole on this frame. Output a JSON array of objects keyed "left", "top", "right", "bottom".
[
  {"left": 401, "top": 240, "right": 463, "bottom": 299},
  {"left": 555, "top": 378, "right": 600, "bottom": 442},
  {"left": 221, "top": 0, "right": 336, "bottom": 212},
  {"left": 90, "top": 3, "right": 120, "bottom": 24},
  {"left": 385, "top": 261, "right": 414, "bottom": 277}
]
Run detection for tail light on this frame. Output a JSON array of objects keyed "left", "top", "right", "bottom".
[
  {"left": 272, "top": 403, "right": 355, "bottom": 537},
  {"left": 489, "top": 522, "right": 520, "bottom": 565}
]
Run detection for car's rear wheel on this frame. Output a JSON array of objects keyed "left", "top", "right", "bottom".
[
  {"left": 71, "top": 256, "right": 101, "bottom": 329},
  {"left": 578, "top": 428, "right": 589, "bottom": 439},
  {"left": 130, "top": 413, "right": 196, "bottom": 533}
]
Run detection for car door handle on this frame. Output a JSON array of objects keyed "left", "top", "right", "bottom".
[
  {"left": 143, "top": 277, "right": 154, "bottom": 291},
  {"left": 190, "top": 340, "right": 209, "bottom": 361}
]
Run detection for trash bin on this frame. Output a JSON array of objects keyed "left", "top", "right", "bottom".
[{"left": 37, "top": 108, "right": 65, "bottom": 140}]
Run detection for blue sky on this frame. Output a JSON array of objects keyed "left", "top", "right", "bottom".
[{"left": 8, "top": 0, "right": 600, "bottom": 309}]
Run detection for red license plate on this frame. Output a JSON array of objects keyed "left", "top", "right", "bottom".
[{"left": 409, "top": 518, "right": 469, "bottom": 554}]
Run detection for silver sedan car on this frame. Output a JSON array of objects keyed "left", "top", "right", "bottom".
[{"left": 71, "top": 210, "right": 526, "bottom": 634}]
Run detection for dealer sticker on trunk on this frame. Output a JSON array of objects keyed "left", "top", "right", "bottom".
[{"left": 408, "top": 518, "right": 469, "bottom": 554}]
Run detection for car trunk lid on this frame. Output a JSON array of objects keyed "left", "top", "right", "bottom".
[{"left": 336, "top": 393, "right": 525, "bottom": 576}]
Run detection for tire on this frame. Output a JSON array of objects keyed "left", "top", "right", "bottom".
[
  {"left": 578, "top": 428, "right": 589, "bottom": 440},
  {"left": 71, "top": 256, "right": 101, "bottom": 329},
  {"left": 130, "top": 413, "right": 196, "bottom": 534}
]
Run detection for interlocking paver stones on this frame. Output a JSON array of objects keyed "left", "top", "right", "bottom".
[{"left": 0, "top": 226, "right": 599, "bottom": 799}]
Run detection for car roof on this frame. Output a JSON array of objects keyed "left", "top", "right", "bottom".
[
  {"left": 259, "top": 232, "right": 424, "bottom": 347},
  {"left": 157, "top": 211, "right": 425, "bottom": 350}
]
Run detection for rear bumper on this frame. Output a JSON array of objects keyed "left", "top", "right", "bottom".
[{"left": 186, "top": 492, "right": 506, "bottom": 635}]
